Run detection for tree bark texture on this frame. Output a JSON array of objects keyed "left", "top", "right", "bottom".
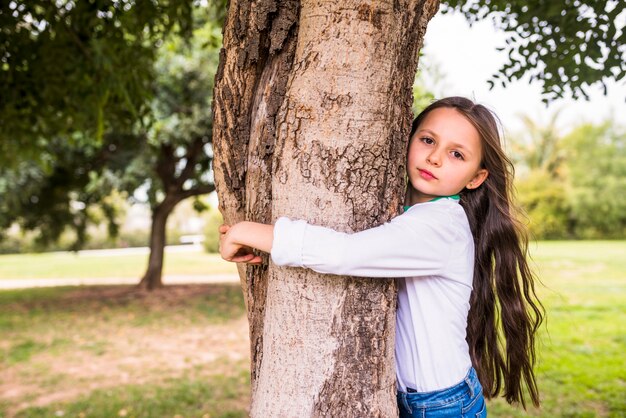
[{"left": 212, "top": 0, "right": 439, "bottom": 415}]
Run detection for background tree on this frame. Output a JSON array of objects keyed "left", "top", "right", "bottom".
[
  {"left": 212, "top": 0, "right": 625, "bottom": 415},
  {"left": 510, "top": 111, "right": 571, "bottom": 238},
  {"left": 515, "top": 170, "right": 571, "bottom": 239},
  {"left": 0, "top": 2, "right": 225, "bottom": 289},
  {"left": 562, "top": 122, "right": 626, "bottom": 238},
  {"left": 0, "top": 134, "right": 141, "bottom": 250},
  {"left": 134, "top": 18, "right": 221, "bottom": 289},
  {"left": 511, "top": 111, "right": 566, "bottom": 178},
  {"left": 510, "top": 114, "right": 626, "bottom": 239}
]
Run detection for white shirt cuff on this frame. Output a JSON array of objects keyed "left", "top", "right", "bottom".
[{"left": 270, "top": 217, "right": 308, "bottom": 267}]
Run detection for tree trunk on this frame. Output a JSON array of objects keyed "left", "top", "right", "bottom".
[
  {"left": 212, "top": 0, "right": 439, "bottom": 415},
  {"left": 138, "top": 197, "right": 178, "bottom": 290}
]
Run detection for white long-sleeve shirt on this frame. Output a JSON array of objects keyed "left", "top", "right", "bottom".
[{"left": 270, "top": 198, "right": 474, "bottom": 392}]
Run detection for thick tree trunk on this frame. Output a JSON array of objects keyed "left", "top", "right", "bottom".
[
  {"left": 212, "top": 0, "right": 439, "bottom": 415},
  {"left": 138, "top": 197, "right": 178, "bottom": 290}
]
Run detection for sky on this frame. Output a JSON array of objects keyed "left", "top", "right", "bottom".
[{"left": 419, "top": 11, "right": 626, "bottom": 135}]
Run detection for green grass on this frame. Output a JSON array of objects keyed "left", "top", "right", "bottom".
[
  {"left": 14, "top": 372, "right": 250, "bottom": 418},
  {"left": 486, "top": 241, "right": 626, "bottom": 417},
  {"left": 3, "top": 338, "right": 70, "bottom": 365},
  {"left": 0, "top": 250, "right": 237, "bottom": 280},
  {"left": 0, "top": 242, "right": 624, "bottom": 417}
]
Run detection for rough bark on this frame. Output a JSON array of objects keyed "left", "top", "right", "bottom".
[
  {"left": 212, "top": 0, "right": 300, "bottom": 387},
  {"left": 212, "top": 0, "right": 439, "bottom": 415}
]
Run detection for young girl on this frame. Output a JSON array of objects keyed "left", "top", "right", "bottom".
[{"left": 219, "top": 96, "right": 543, "bottom": 417}]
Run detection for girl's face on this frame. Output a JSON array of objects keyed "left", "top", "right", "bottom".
[{"left": 407, "top": 107, "right": 489, "bottom": 205}]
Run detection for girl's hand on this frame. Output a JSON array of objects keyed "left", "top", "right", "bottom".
[{"left": 219, "top": 224, "right": 263, "bottom": 264}]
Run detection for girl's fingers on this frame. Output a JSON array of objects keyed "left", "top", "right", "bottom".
[
  {"left": 231, "top": 254, "right": 255, "bottom": 262},
  {"left": 218, "top": 224, "right": 230, "bottom": 234},
  {"left": 231, "top": 255, "right": 263, "bottom": 264},
  {"left": 231, "top": 251, "right": 252, "bottom": 260},
  {"left": 229, "top": 252, "right": 263, "bottom": 264}
]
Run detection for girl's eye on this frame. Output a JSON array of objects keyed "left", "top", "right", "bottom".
[
  {"left": 451, "top": 151, "right": 464, "bottom": 160},
  {"left": 421, "top": 137, "right": 435, "bottom": 145}
]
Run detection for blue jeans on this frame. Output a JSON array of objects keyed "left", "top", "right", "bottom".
[{"left": 397, "top": 368, "right": 487, "bottom": 417}]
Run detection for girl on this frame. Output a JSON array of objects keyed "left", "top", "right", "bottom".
[{"left": 219, "top": 96, "right": 543, "bottom": 417}]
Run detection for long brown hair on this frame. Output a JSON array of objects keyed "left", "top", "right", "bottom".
[{"left": 410, "top": 97, "right": 544, "bottom": 407}]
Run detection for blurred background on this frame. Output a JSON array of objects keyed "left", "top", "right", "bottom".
[{"left": 1, "top": 1, "right": 624, "bottom": 417}]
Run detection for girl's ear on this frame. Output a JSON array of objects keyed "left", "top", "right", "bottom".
[{"left": 466, "top": 169, "right": 489, "bottom": 190}]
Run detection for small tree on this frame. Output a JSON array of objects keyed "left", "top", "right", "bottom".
[
  {"left": 563, "top": 122, "right": 626, "bottom": 238},
  {"left": 509, "top": 112, "right": 570, "bottom": 239},
  {"left": 515, "top": 171, "right": 571, "bottom": 239},
  {"left": 135, "top": 19, "right": 221, "bottom": 289},
  {"left": 0, "top": 3, "right": 225, "bottom": 289}
]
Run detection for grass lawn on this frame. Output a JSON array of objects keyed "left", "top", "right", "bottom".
[
  {"left": 0, "top": 250, "right": 237, "bottom": 280},
  {"left": 0, "top": 241, "right": 624, "bottom": 417},
  {"left": 488, "top": 241, "right": 626, "bottom": 417},
  {"left": 0, "top": 284, "right": 250, "bottom": 418}
]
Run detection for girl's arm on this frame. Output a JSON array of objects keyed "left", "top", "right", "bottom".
[
  {"left": 220, "top": 203, "right": 465, "bottom": 279},
  {"left": 270, "top": 215, "right": 455, "bottom": 278}
]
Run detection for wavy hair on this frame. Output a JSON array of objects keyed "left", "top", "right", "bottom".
[{"left": 410, "top": 97, "right": 544, "bottom": 407}]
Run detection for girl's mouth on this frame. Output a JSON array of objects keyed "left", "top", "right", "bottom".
[{"left": 418, "top": 169, "right": 437, "bottom": 180}]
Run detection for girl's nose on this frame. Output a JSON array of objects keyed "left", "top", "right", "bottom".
[{"left": 427, "top": 151, "right": 442, "bottom": 166}]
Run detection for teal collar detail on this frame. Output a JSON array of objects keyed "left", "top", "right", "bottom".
[
  {"left": 430, "top": 194, "right": 460, "bottom": 202},
  {"left": 403, "top": 194, "right": 460, "bottom": 211}
]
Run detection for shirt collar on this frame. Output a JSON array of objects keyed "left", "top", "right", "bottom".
[{"left": 403, "top": 194, "right": 460, "bottom": 212}]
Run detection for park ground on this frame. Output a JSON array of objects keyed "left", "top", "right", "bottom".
[{"left": 0, "top": 242, "right": 625, "bottom": 417}]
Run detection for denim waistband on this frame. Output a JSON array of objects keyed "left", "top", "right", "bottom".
[{"left": 402, "top": 367, "right": 482, "bottom": 404}]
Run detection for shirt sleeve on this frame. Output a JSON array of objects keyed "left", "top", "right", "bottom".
[{"left": 270, "top": 205, "right": 458, "bottom": 278}]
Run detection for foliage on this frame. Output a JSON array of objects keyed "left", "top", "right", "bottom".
[
  {"left": 412, "top": 57, "right": 440, "bottom": 114},
  {"left": 515, "top": 171, "right": 571, "bottom": 239},
  {"left": 412, "top": 79, "right": 435, "bottom": 116},
  {"left": 204, "top": 208, "right": 224, "bottom": 253},
  {"left": 443, "top": 0, "right": 626, "bottom": 101},
  {"left": 0, "top": 226, "right": 185, "bottom": 255},
  {"left": 0, "top": 5, "right": 223, "bottom": 251},
  {"left": 562, "top": 122, "right": 626, "bottom": 238},
  {"left": 139, "top": 14, "right": 221, "bottom": 209},
  {"left": 0, "top": 135, "right": 142, "bottom": 249},
  {"left": 512, "top": 117, "right": 626, "bottom": 239},
  {"left": 0, "top": 0, "right": 194, "bottom": 166},
  {"left": 509, "top": 111, "right": 566, "bottom": 178}
]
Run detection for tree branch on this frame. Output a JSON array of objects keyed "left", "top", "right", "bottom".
[{"left": 176, "top": 137, "right": 206, "bottom": 187}]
